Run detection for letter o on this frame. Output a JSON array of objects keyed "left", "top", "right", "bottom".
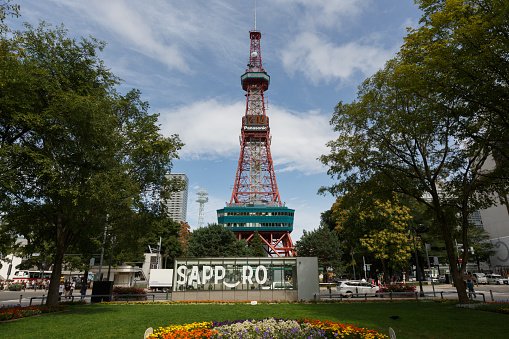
[{"left": 255, "top": 265, "right": 267, "bottom": 285}]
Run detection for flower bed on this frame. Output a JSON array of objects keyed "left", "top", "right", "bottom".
[
  {"left": 147, "top": 317, "right": 388, "bottom": 339},
  {"left": 0, "top": 305, "right": 66, "bottom": 321},
  {"left": 112, "top": 286, "right": 147, "bottom": 301}
]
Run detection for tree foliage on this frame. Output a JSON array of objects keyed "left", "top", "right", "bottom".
[
  {"left": 0, "top": 22, "right": 183, "bottom": 305},
  {"left": 401, "top": 0, "right": 509, "bottom": 169},
  {"left": 320, "top": 0, "right": 509, "bottom": 303},
  {"left": 331, "top": 194, "right": 414, "bottom": 278},
  {"left": 187, "top": 224, "right": 249, "bottom": 257},
  {"left": 0, "top": 0, "right": 19, "bottom": 22},
  {"left": 249, "top": 231, "right": 267, "bottom": 257},
  {"left": 295, "top": 226, "right": 342, "bottom": 281}
]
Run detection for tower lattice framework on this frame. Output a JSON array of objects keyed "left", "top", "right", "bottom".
[
  {"left": 227, "top": 30, "right": 294, "bottom": 257},
  {"left": 231, "top": 31, "right": 280, "bottom": 206}
]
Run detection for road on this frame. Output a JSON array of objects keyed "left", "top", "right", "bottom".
[
  {"left": 319, "top": 282, "right": 509, "bottom": 302},
  {"left": 1, "top": 283, "right": 508, "bottom": 307}
]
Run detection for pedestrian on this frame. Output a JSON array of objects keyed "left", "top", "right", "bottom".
[
  {"left": 80, "top": 283, "right": 87, "bottom": 300},
  {"left": 64, "top": 281, "right": 71, "bottom": 300},
  {"left": 70, "top": 280, "right": 75, "bottom": 297},
  {"left": 466, "top": 279, "right": 476, "bottom": 298},
  {"left": 58, "top": 282, "right": 64, "bottom": 301}
]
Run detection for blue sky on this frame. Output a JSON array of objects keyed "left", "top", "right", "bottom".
[{"left": 8, "top": 0, "right": 423, "bottom": 241}]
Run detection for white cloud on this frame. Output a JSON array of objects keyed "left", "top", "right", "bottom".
[
  {"left": 271, "top": 0, "right": 367, "bottom": 29},
  {"left": 43, "top": 0, "right": 247, "bottom": 73},
  {"left": 159, "top": 99, "right": 334, "bottom": 174},
  {"left": 280, "top": 32, "right": 395, "bottom": 84},
  {"left": 159, "top": 99, "right": 243, "bottom": 160},
  {"left": 270, "top": 107, "right": 333, "bottom": 174}
]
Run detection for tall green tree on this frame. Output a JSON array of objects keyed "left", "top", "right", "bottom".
[
  {"left": 400, "top": 0, "right": 509, "bottom": 169},
  {"left": 187, "top": 224, "right": 249, "bottom": 257},
  {"left": 295, "top": 225, "right": 343, "bottom": 282},
  {"left": 320, "top": 54, "right": 502, "bottom": 303},
  {"left": 249, "top": 231, "right": 267, "bottom": 257},
  {"left": 0, "top": 22, "right": 183, "bottom": 305}
]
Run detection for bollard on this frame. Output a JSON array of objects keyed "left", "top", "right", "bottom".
[
  {"left": 19, "top": 294, "right": 22, "bottom": 305},
  {"left": 490, "top": 290, "right": 494, "bottom": 301},
  {"left": 166, "top": 289, "right": 169, "bottom": 300}
]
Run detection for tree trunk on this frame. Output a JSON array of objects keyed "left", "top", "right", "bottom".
[
  {"left": 439, "top": 217, "right": 469, "bottom": 304},
  {"left": 82, "top": 267, "right": 89, "bottom": 287},
  {"left": 46, "top": 248, "right": 64, "bottom": 306},
  {"left": 46, "top": 215, "right": 70, "bottom": 306}
]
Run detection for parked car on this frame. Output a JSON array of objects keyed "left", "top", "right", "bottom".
[
  {"left": 485, "top": 273, "right": 508, "bottom": 285},
  {"left": 472, "top": 272, "right": 488, "bottom": 284},
  {"left": 337, "top": 280, "right": 379, "bottom": 297}
]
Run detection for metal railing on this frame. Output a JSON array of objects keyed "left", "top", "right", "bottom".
[
  {"left": 315, "top": 290, "right": 446, "bottom": 301},
  {"left": 315, "top": 290, "right": 493, "bottom": 302},
  {"left": 25, "top": 293, "right": 156, "bottom": 306}
]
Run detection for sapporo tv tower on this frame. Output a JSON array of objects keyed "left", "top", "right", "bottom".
[{"left": 217, "top": 19, "right": 295, "bottom": 257}]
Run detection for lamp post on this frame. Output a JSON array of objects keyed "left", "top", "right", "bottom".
[
  {"left": 350, "top": 248, "right": 356, "bottom": 280},
  {"left": 411, "top": 228, "right": 425, "bottom": 297},
  {"left": 106, "top": 235, "right": 116, "bottom": 281},
  {"left": 96, "top": 225, "right": 109, "bottom": 281}
]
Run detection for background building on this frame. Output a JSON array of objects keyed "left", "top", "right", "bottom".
[
  {"left": 165, "top": 173, "right": 189, "bottom": 223},
  {"left": 477, "top": 155, "right": 509, "bottom": 275}
]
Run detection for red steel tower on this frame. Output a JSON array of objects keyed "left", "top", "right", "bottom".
[
  {"left": 231, "top": 30, "right": 279, "bottom": 206},
  {"left": 217, "top": 30, "right": 295, "bottom": 257}
]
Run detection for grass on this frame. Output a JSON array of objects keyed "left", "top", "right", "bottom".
[{"left": 1, "top": 300, "right": 508, "bottom": 338}]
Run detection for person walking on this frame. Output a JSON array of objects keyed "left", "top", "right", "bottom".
[
  {"left": 466, "top": 279, "right": 476, "bottom": 298},
  {"left": 64, "top": 281, "right": 71, "bottom": 301},
  {"left": 80, "top": 283, "right": 88, "bottom": 300},
  {"left": 58, "top": 282, "right": 64, "bottom": 301},
  {"left": 70, "top": 280, "right": 75, "bottom": 298}
]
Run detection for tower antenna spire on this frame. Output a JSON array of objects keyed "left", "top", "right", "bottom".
[
  {"left": 216, "top": 23, "right": 295, "bottom": 257},
  {"left": 254, "top": 0, "right": 257, "bottom": 31}
]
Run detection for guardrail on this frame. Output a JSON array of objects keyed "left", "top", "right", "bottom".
[
  {"left": 25, "top": 294, "right": 156, "bottom": 306},
  {"left": 468, "top": 292, "right": 486, "bottom": 302},
  {"left": 315, "top": 290, "right": 446, "bottom": 301}
]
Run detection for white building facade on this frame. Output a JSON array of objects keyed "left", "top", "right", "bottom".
[{"left": 164, "top": 173, "right": 189, "bottom": 223}]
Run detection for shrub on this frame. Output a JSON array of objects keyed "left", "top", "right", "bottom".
[
  {"left": 7, "top": 284, "right": 23, "bottom": 291},
  {"left": 379, "top": 283, "right": 416, "bottom": 293},
  {"left": 112, "top": 286, "right": 146, "bottom": 295}
]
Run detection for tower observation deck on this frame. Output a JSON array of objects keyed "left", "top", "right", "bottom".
[{"left": 217, "top": 30, "right": 295, "bottom": 257}]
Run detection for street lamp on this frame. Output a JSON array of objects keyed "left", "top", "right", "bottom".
[
  {"left": 106, "top": 235, "right": 116, "bottom": 281},
  {"left": 410, "top": 228, "right": 425, "bottom": 297},
  {"left": 96, "top": 224, "right": 110, "bottom": 281},
  {"left": 350, "top": 248, "right": 356, "bottom": 280}
]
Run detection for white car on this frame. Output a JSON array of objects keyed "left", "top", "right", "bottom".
[
  {"left": 338, "top": 280, "right": 379, "bottom": 297},
  {"left": 472, "top": 272, "right": 488, "bottom": 284},
  {"left": 486, "top": 274, "right": 508, "bottom": 285}
]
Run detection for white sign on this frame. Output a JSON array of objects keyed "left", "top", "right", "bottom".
[{"left": 176, "top": 265, "right": 268, "bottom": 288}]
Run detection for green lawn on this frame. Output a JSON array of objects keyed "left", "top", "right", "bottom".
[{"left": 1, "top": 301, "right": 507, "bottom": 338}]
